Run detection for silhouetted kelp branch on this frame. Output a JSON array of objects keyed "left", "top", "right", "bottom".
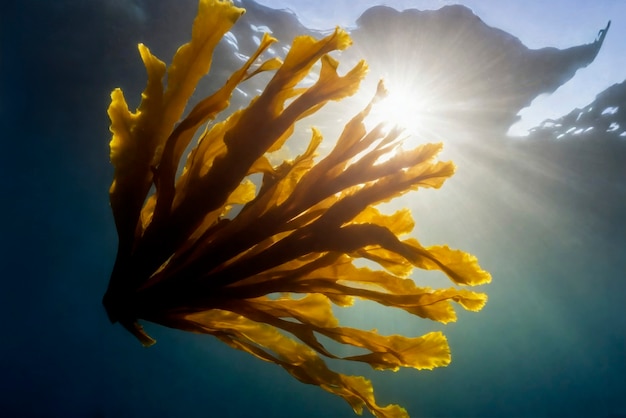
[{"left": 103, "top": 1, "right": 491, "bottom": 417}]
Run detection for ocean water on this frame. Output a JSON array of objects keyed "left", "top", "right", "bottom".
[{"left": 1, "top": 1, "right": 625, "bottom": 417}]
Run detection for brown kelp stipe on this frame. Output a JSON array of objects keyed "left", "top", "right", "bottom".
[{"left": 102, "top": 1, "right": 491, "bottom": 416}]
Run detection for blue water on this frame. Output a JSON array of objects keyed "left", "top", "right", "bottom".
[{"left": 1, "top": 1, "right": 625, "bottom": 417}]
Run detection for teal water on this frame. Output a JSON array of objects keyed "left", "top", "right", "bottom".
[{"left": 1, "top": 1, "right": 624, "bottom": 417}]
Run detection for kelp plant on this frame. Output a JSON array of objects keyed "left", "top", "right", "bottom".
[{"left": 103, "top": 1, "right": 491, "bottom": 417}]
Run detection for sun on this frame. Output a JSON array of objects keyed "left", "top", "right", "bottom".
[
  {"left": 358, "top": 78, "right": 446, "bottom": 148},
  {"left": 370, "top": 83, "right": 425, "bottom": 134}
]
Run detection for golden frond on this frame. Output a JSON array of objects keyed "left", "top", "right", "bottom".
[{"left": 103, "top": 1, "right": 491, "bottom": 416}]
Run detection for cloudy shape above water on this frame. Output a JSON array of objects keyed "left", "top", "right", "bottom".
[
  {"left": 346, "top": 5, "right": 609, "bottom": 140},
  {"left": 224, "top": 0, "right": 609, "bottom": 145},
  {"left": 250, "top": 0, "right": 626, "bottom": 133}
]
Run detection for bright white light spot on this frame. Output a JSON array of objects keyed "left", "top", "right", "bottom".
[
  {"left": 602, "top": 106, "right": 619, "bottom": 116},
  {"left": 224, "top": 32, "right": 239, "bottom": 49},
  {"left": 250, "top": 24, "right": 272, "bottom": 33},
  {"left": 369, "top": 84, "right": 427, "bottom": 135},
  {"left": 234, "top": 52, "right": 249, "bottom": 62},
  {"left": 608, "top": 122, "right": 620, "bottom": 132}
]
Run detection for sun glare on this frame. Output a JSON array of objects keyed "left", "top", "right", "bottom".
[
  {"left": 360, "top": 78, "right": 444, "bottom": 145},
  {"left": 372, "top": 85, "right": 423, "bottom": 134}
]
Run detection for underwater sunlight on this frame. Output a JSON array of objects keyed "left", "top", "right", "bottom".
[
  {"left": 102, "top": 1, "right": 491, "bottom": 417},
  {"left": 367, "top": 82, "right": 427, "bottom": 135}
]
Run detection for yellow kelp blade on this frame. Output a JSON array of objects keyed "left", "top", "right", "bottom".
[
  {"left": 107, "top": 0, "right": 245, "bottom": 251},
  {"left": 181, "top": 309, "right": 410, "bottom": 418},
  {"left": 104, "top": 1, "right": 492, "bottom": 417}
]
